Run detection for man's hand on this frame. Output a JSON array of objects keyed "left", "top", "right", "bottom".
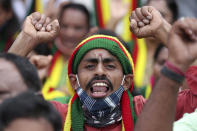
[
  {"left": 29, "top": 55, "right": 52, "bottom": 80},
  {"left": 23, "top": 12, "right": 60, "bottom": 44},
  {"left": 9, "top": 12, "right": 60, "bottom": 56},
  {"left": 110, "top": 0, "right": 130, "bottom": 21},
  {"left": 129, "top": 6, "right": 171, "bottom": 44},
  {"left": 167, "top": 18, "right": 197, "bottom": 72},
  {"left": 106, "top": 0, "right": 130, "bottom": 31}
]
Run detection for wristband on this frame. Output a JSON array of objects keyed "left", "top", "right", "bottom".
[
  {"left": 161, "top": 66, "right": 185, "bottom": 83},
  {"left": 165, "top": 61, "right": 185, "bottom": 76}
]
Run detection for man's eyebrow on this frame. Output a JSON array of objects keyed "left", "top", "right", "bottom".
[
  {"left": 83, "top": 58, "right": 117, "bottom": 63},
  {"left": 102, "top": 58, "right": 116, "bottom": 63},
  {"left": 83, "top": 58, "right": 98, "bottom": 63}
]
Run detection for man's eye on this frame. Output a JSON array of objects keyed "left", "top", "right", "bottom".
[
  {"left": 85, "top": 65, "right": 95, "bottom": 69},
  {"left": 106, "top": 65, "right": 115, "bottom": 69}
]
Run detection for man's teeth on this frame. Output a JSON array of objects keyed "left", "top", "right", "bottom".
[
  {"left": 92, "top": 82, "right": 107, "bottom": 87},
  {"left": 91, "top": 83, "right": 109, "bottom": 93},
  {"left": 93, "top": 92, "right": 105, "bottom": 94}
]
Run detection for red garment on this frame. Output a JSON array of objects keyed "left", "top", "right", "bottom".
[
  {"left": 175, "top": 89, "right": 197, "bottom": 120},
  {"left": 51, "top": 96, "right": 146, "bottom": 131},
  {"left": 51, "top": 101, "right": 68, "bottom": 126},
  {"left": 185, "top": 66, "right": 197, "bottom": 95},
  {"left": 175, "top": 66, "right": 197, "bottom": 120}
]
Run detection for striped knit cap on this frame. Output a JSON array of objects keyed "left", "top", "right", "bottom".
[{"left": 67, "top": 35, "right": 134, "bottom": 95}]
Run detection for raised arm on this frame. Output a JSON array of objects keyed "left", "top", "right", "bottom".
[
  {"left": 106, "top": 0, "right": 130, "bottom": 31},
  {"left": 8, "top": 12, "right": 60, "bottom": 56},
  {"left": 134, "top": 18, "right": 197, "bottom": 131},
  {"left": 129, "top": 6, "right": 171, "bottom": 45}
]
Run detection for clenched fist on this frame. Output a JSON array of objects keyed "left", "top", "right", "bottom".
[
  {"left": 23, "top": 12, "right": 60, "bottom": 43},
  {"left": 9, "top": 12, "right": 60, "bottom": 56},
  {"left": 167, "top": 18, "right": 197, "bottom": 72},
  {"left": 129, "top": 6, "right": 171, "bottom": 45}
]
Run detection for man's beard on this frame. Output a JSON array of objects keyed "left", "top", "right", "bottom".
[{"left": 76, "top": 86, "right": 124, "bottom": 127}]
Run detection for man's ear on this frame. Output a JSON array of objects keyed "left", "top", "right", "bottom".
[
  {"left": 69, "top": 74, "right": 78, "bottom": 90},
  {"left": 123, "top": 74, "right": 133, "bottom": 90}
]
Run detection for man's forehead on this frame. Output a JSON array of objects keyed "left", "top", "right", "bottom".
[{"left": 82, "top": 49, "right": 116, "bottom": 59}]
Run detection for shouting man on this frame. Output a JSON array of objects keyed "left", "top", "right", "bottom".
[{"left": 9, "top": 6, "right": 197, "bottom": 131}]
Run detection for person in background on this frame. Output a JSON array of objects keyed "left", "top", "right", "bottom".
[
  {"left": 0, "top": 91, "right": 62, "bottom": 131},
  {"left": 42, "top": 3, "right": 91, "bottom": 103},
  {"left": 0, "top": 53, "right": 41, "bottom": 103}
]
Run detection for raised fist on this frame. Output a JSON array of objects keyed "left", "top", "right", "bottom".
[
  {"left": 129, "top": 6, "right": 171, "bottom": 43},
  {"left": 168, "top": 18, "right": 197, "bottom": 72},
  {"left": 9, "top": 12, "right": 60, "bottom": 56},
  {"left": 23, "top": 12, "right": 60, "bottom": 44}
]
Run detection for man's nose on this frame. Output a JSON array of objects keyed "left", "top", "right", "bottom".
[{"left": 95, "top": 63, "right": 106, "bottom": 76}]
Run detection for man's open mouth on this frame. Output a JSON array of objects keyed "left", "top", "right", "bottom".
[{"left": 89, "top": 81, "right": 110, "bottom": 98}]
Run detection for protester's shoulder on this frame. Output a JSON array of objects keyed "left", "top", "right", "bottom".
[{"left": 133, "top": 95, "right": 146, "bottom": 116}]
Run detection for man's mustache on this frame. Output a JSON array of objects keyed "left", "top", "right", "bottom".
[{"left": 86, "top": 75, "right": 113, "bottom": 91}]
